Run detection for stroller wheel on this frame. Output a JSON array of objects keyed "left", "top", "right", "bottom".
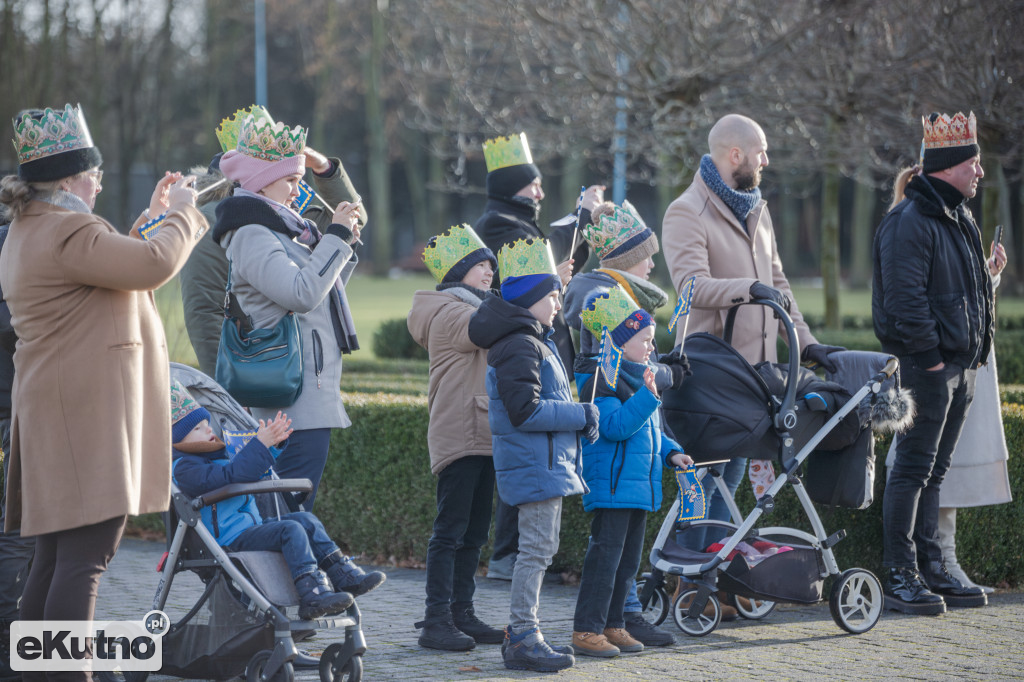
[
  {"left": 672, "top": 588, "right": 722, "bottom": 636},
  {"left": 829, "top": 568, "right": 883, "bottom": 634},
  {"left": 246, "top": 649, "right": 295, "bottom": 682},
  {"left": 635, "top": 578, "right": 670, "bottom": 626},
  {"left": 319, "top": 643, "right": 363, "bottom": 682},
  {"left": 727, "top": 593, "right": 777, "bottom": 620}
]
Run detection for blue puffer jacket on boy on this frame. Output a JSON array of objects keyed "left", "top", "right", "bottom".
[
  {"left": 576, "top": 359, "right": 682, "bottom": 512},
  {"left": 469, "top": 293, "right": 588, "bottom": 507},
  {"left": 172, "top": 438, "right": 281, "bottom": 547}
]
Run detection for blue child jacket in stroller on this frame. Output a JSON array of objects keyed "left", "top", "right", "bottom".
[
  {"left": 172, "top": 439, "right": 279, "bottom": 546},
  {"left": 576, "top": 360, "right": 682, "bottom": 512}
]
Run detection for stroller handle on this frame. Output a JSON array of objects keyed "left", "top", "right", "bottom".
[
  {"left": 875, "top": 356, "right": 899, "bottom": 383},
  {"left": 724, "top": 299, "right": 800, "bottom": 432},
  {"left": 191, "top": 477, "right": 314, "bottom": 510}
]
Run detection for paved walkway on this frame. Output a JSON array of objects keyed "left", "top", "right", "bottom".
[{"left": 96, "top": 538, "right": 1023, "bottom": 681}]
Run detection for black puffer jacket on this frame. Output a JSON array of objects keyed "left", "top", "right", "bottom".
[
  {"left": 872, "top": 175, "right": 993, "bottom": 370},
  {"left": 474, "top": 196, "right": 591, "bottom": 373},
  {"left": 0, "top": 224, "right": 14, "bottom": 415}
]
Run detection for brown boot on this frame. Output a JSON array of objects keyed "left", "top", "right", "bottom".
[
  {"left": 716, "top": 591, "right": 739, "bottom": 621},
  {"left": 674, "top": 582, "right": 738, "bottom": 621},
  {"left": 603, "top": 627, "right": 644, "bottom": 653},
  {"left": 571, "top": 631, "right": 620, "bottom": 658}
]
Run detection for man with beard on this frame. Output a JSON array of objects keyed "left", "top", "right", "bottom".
[{"left": 660, "top": 114, "right": 841, "bottom": 614}]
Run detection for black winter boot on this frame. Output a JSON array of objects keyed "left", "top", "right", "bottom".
[
  {"left": 295, "top": 570, "right": 354, "bottom": 620},
  {"left": 451, "top": 602, "right": 504, "bottom": 644},
  {"left": 883, "top": 567, "right": 946, "bottom": 615},
  {"left": 322, "top": 551, "right": 387, "bottom": 597},
  {"left": 415, "top": 612, "right": 476, "bottom": 651},
  {"left": 919, "top": 560, "right": 987, "bottom": 607}
]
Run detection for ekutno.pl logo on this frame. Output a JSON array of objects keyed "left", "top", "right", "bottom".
[{"left": 11, "top": 611, "right": 169, "bottom": 673}]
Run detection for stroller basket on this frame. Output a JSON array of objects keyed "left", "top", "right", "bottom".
[{"left": 716, "top": 546, "right": 825, "bottom": 604}]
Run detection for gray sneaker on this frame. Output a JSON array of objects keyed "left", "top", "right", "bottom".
[{"left": 487, "top": 554, "right": 515, "bottom": 581}]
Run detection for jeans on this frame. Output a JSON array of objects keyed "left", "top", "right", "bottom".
[
  {"left": 883, "top": 361, "right": 975, "bottom": 568},
  {"left": 228, "top": 511, "right": 339, "bottom": 581},
  {"left": 683, "top": 457, "right": 746, "bottom": 552},
  {"left": 574, "top": 508, "right": 647, "bottom": 633},
  {"left": 273, "top": 428, "right": 332, "bottom": 512},
  {"left": 0, "top": 416, "right": 35, "bottom": 622},
  {"left": 20, "top": 514, "right": 126, "bottom": 682},
  {"left": 490, "top": 496, "right": 519, "bottom": 564},
  {"left": 424, "top": 456, "right": 495, "bottom": 615},
  {"left": 509, "top": 497, "right": 562, "bottom": 633}
]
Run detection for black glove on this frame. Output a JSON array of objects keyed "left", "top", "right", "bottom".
[
  {"left": 801, "top": 343, "right": 845, "bottom": 373},
  {"left": 658, "top": 348, "right": 691, "bottom": 389},
  {"left": 749, "top": 281, "right": 791, "bottom": 313},
  {"left": 581, "top": 403, "right": 600, "bottom": 444}
]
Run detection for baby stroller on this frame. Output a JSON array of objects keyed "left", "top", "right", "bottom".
[
  {"left": 97, "top": 363, "right": 365, "bottom": 682},
  {"left": 636, "top": 300, "right": 905, "bottom": 637}
]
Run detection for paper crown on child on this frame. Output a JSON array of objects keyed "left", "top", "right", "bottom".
[
  {"left": 497, "top": 237, "right": 557, "bottom": 280},
  {"left": 581, "top": 284, "right": 654, "bottom": 346},
  {"left": 582, "top": 200, "right": 659, "bottom": 270},
  {"left": 422, "top": 224, "right": 496, "bottom": 284},
  {"left": 215, "top": 105, "right": 272, "bottom": 153},
  {"left": 12, "top": 104, "right": 102, "bottom": 182},
  {"left": 222, "top": 107, "right": 306, "bottom": 162},
  {"left": 171, "top": 380, "right": 211, "bottom": 444},
  {"left": 482, "top": 133, "right": 533, "bottom": 173}
]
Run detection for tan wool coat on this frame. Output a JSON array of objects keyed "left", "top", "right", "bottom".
[
  {"left": 407, "top": 288, "right": 491, "bottom": 475},
  {"left": 0, "top": 201, "right": 207, "bottom": 536},
  {"left": 661, "top": 173, "right": 817, "bottom": 365}
]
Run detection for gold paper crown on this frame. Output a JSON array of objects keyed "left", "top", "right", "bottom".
[
  {"left": 215, "top": 105, "right": 272, "bottom": 152},
  {"left": 580, "top": 285, "right": 641, "bottom": 338},
  {"left": 582, "top": 200, "right": 651, "bottom": 260},
  {"left": 235, "top": 111, "right": 306, "bottom": 162},
  {"left": 12, "top": 104, "right": 95, "bottom": 164},
  {"left": 483, "top": 133, "right": 533, "bottom": 172},
  {"left": 921, "top": 111, "right": 977, "bottom": 150},
  {"left": 422, "top": 224, "right": 489, "bottom": 283},
  {"left": 497, "top": 237, "right": 557, "bottom": 280}
]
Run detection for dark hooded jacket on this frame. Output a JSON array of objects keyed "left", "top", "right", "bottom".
[
  {"left": 872, "top": 174, "right": 994, "bottom": 370},
  {"left": 468, "top": 293, "right": 588, "bottom": 506},
  {"left": 474, "top": 195, "right": 591, "bottom": 373}
]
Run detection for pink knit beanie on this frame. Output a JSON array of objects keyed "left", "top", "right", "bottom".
[{"left": 219, "top": 149, "right": 306, "bottom": 193}]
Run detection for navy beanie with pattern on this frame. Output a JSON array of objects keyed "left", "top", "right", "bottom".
[{"left": 611, "top": 309, "right": 654, "bottom": 347}]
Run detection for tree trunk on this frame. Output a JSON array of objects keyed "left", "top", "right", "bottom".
[
  {"left": 849, "top": 174, "right": 875, "bottom": 288},
  {"left": 821, "top": 167, "right": 841, "bottom": 329},
  {"left": 364, "top": 0, "right": 391, "bottom": 275}
]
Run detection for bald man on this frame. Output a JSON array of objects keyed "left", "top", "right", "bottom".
[{"left": 659, "top": 114, "right": 842, "bottom": 584}]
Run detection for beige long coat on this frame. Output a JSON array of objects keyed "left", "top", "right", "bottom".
[
  {"left": 407, "top": 288, "right": 491, "bottom": 475},
  {"left": 0, "top": 201, "right": 207, "bottom": 536},
  {"left": 662, "top": 173, "right": 817, "bottom": 364}
]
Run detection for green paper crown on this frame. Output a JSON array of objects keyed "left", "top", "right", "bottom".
[
  {"left": 170, "top": 380, "right": 201, "bottom": 424},
  {"left": 235, "top": 111, "right": 306, "bottom": 162},
  {"left": 498, "top": 237, "right": 557, "bottom": 280},
  {"left": 582, "top": 200, "right": 650, "bottom": 260},
  {"left": 215, "top": 105, "right": 272, "bottom": 153},
  {"left": 12, "top": 104, "right": 95, "bottom": 164},
  {"left": 580, "top": 284, "right": 640, "bottom": 338},
  {"left": 483, "top": 133, "right": 533, "bottom": 172},
  {"left": 422, "top": 224, "right": 489, "bottom": 283}
]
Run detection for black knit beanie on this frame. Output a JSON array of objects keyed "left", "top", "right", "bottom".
[
  {"left": 921, "top": 112, "right": 979, "bottom": 174},
  {"left": 486, "top": 163, "right": 542, "bottom": 200},
  {"left": 442, "top": 247, "right": 497, "bottom": 284}
]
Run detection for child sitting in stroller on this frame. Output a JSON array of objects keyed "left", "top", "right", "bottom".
[{"left": 170, "top": 380, "right": 386, "bottom": 620}]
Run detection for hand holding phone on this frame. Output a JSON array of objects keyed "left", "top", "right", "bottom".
[{"left": 995, "top": 224, "right": 1003, "bottom": 247}]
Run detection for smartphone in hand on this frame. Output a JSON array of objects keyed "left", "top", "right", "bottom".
[{"left": 995, "top": 224, "right": 1003, "bottom": 247}]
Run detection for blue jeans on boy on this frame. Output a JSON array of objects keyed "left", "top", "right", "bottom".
[
  {"left": 883, "top": 361, "right": 975, "bottom": 568},
  {"left": 227, "top": 511, "right": 338, "bottom": 580},
  {"left": 509, "top": 498, "right": 562, "bottom": 633},
  {"left": 424, "top": 456, "right": 495, "bottom": 615},
  {"left": 574, "top": 508, "right": 646, "bottom": 633}
]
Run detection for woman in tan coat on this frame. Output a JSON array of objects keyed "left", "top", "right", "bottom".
[{"left": 0, "top": 105, "right": 204, "bottom": 677}]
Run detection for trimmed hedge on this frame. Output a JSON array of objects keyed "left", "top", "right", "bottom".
[
  {"left": 315, "top": 392, "right": 1024, "bottom": 587},
  {"left": 373, "top": 318, "right": 428, "bottom": 360}
]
